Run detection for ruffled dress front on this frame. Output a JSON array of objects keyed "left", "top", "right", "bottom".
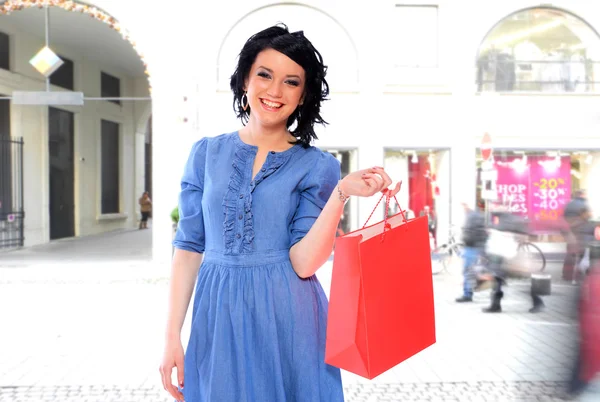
[{"left": 173, "top": 132, "right": 345, "bottom": 402}]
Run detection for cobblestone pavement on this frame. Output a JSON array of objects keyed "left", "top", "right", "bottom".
[
  {"left": 0, "top": 229, "right": 592, "bottom": 401},
  {"left": 0, "top": 381, "right": 574, "bottom": 401}
]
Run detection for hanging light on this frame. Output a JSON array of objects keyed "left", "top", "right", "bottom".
[{"left": 411, "top": 151, "right": 418, "bottom": 164}]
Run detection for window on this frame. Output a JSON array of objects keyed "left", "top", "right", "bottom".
[
  {"left": 392, "top": 5, "right": 439, "bottom": 68},
  {"left": 477, "top": 8, "right": 600, "bottom": 92},
  {"left": 101, "top": 120, "right": 120, "bottom": 214},
  {"left": 101, "top": 72, "right": 121, "bottom": 105},
  {"left": 50, "top": 55, "right": 74, "bottom": 90},
  {"left": 0, "top": 98, "right": 11, "bottom": 218},
  {"left": 0, "top": 32, "right": 9, "bottom": 70}
]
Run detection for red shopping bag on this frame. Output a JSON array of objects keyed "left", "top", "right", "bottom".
[{"left": 325, "top": 188, "right": 436, "bottom": 380}]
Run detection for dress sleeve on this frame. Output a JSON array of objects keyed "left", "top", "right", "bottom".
[
  {"left": 289, "top": 152, "right": 341, "bottom": 247},
  {"left": 172, "top": 138, "right": 208, "bottom": 254}
]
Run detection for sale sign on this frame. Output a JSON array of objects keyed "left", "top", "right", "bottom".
[
  {"left": 530, "top": 156, "right": 571, "bottom": 223},
  {"left": 493, "top": 157, "right": 530, "bottom": 217},
  {"left": 492, "top": 155, "right": 571, "bottom": 232}
]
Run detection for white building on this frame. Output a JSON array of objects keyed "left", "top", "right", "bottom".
[
  {"left": 1, "top": 0, "right": 599, "bottom": 265},
  {"left": 0, "top": 1, "right": 151, "bottom": 248}
]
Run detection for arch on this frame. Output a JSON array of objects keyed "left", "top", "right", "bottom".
[
  {"left": 216, "top": 2, "right": 359, "bottom": 90},
  {"left": 474, "top": 6, "right": 600, "bottom": 92},
  {"left": 475, "top": 6, "right": 600, "bottom": 63},
  {"left": 0, "top": 0, "right": 152, "bottom": 87}
]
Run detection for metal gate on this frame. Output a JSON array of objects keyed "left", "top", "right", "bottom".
[{"left": 0, "top": 137, "right": 24, "bottom": 249}]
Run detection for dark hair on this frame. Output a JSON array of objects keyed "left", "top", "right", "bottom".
[{"left": 230, "top": 24, "right": 329, "bottom": 147}]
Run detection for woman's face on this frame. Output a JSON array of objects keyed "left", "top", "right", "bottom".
[{"left": 244, "top": 48, "right": 306, "bottom": 129}]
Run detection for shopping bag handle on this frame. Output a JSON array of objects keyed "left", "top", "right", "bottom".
[{"left": 362, "top": 182, "right": 407, "bottom": 241}]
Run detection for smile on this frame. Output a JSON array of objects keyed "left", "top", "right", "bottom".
[{"left": 260, "top": 99, "right": 283, "bottom": 109}]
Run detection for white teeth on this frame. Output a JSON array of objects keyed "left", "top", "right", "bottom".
[{"left": 261, "top": 99, "right": 282, "bottom": 108}]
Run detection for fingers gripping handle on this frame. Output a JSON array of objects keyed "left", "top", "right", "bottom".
[{"left": 362, "top": 182, "right": 407, "bottom": 241}]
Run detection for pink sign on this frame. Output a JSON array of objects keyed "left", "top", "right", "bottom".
[
  {"left": 530, "top": 156, "right": 571, "bottom": 227},
  {"left": 493, "top": 157, "right": 530, "bottom": 217},
  {"left": 492, "top": 156, "right": 571, "bottom": 232}
]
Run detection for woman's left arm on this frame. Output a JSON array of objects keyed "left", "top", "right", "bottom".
[{"left": 290, "top": 167, "right": 399, "bottom": 278}]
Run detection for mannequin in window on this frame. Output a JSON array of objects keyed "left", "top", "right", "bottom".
[
  {"left": 513, "top": 40, "right": 543, "bottom": 91},
  {"left": 495, "top": 48, "right": 515, "bottom": 91},
  {"left": 419, "top": 205, "right": 437, "bottom": 246},
  {"left": 541, "top": 50, "right": 565, "bottom": 92},
  {"left": 477, "top": 45, "right": 499, "bottom": 91},
  {"left": 569, "top": 52, "right": 586, "bottom": 92}
]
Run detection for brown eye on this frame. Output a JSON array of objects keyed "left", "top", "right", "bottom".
[
  {"left": 257, "top": 71, "right": 271, "bottom": 79},
  {"left": 286, "top": 80, "right": 299, "bottom": 87}
]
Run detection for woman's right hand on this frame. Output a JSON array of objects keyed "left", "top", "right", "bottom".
[{"left": 159, "top": 338, "right": 185, "bottom": 401}]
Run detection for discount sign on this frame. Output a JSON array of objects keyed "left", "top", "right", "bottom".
[{"left": 530, "top": 157, "right": 571, "bottom": 222}]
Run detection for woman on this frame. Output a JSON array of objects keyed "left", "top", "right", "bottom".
[
  {"left": 159, "top": 24, "right": 399, "bottom": 402},
  {"left": 138, "top": 191, "right": 152, "bottom": 229}
]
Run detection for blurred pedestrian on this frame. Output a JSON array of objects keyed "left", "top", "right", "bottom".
[
  {"left": 456, "top": 202, "right": 487, "bottom": 303},
  {"left": 138, "top": 191, "right": 152, "bottom": 230},
  {"left": 562, "top": 189, "right": 592, "bottom": 284},
  {"left": 482, "top": 210, "right": 545, "bottom": 313}
]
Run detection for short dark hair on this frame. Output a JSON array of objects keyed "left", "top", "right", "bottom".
[{"left": 230, "top": 24, "right": 329, "bottom": 147}]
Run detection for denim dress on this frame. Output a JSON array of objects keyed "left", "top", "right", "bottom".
[{"left": 173, "top": 132, "right": 345, "bottom": 402}]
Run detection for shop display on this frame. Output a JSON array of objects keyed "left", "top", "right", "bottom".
[{"left": 490, "top": 155, "right": 571, "bottom": 232}]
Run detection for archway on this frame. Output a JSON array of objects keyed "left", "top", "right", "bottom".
[
  {"left": 0, "top": 0, "right": 153, "bottom": 250},
  {"left": 0, "top": 0, "right": 151, "bottom": 85},
  {"left": 476, "top": 7, "right": 600, "bottom": 92},
  {"left": 216, "top": 3, "right": 359, "bottom": 93}
]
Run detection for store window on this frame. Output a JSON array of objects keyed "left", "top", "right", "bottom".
[
  {"left": 50, "top": 55, "right": 74, "bottom": 90},
  {"left": 476, "top": 150, "right": 597, "bottom": 234},
  {"left": 384, "top": 148, "right": 451, "bottom": 247},
  {"left": 0, "top": 31, "right": 9, "bottom": 71},
  {"left": 101, "top": 72, "right": 121, "bottom": 105},
  {"left": 477, "top": 8, "right": 600, "bottom": 92},
  {"left": 101, "top": 119, "right": 120, "bottom": 214}
]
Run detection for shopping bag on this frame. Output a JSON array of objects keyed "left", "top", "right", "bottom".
[
  {"left": 325, "top": 187, "right": 436, "bottom": 380},
  {"left": 578, "top": 248, "right": 591, "bottom": 274}
]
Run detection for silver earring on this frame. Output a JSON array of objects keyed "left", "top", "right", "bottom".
[{"left": 241, "top": 92, "right": 248, "bottom": 111}]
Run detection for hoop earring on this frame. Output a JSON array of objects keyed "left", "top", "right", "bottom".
[{"left": 241, "top": 92, "right": 249, "bottom": 111}]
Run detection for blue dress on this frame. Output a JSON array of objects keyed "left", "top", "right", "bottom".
[{"left": 173, "top": 131, "right": 345, "bottom": 402}]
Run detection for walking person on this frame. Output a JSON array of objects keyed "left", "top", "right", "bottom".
[
  {"left": 456, "top": 202, "right": 487, "bottom": 302},
  {"left": 562, "top": 189, "right": 591, "bottom": 283},
  {"left": 138, "top": 191, "right": 152, "bottom": 229},
  {"left": 158, "top": 24, "right": 400, "bottom": 402},
  {"left": 482, "top": 210, "right": 545, "bottom": 313}
]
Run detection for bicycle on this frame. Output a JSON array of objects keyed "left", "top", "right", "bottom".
[
  {"left": 513, "top": 237, "right": 547, "bottom": 273},
  {"left": 430, "top": 225, "right": 546, "bottom": 275},
  {"left": 431, "top": 226, "right": 464, "bottom": 275},
  {"left": 474, "top": 235, "right": 547, "bottom": 279}
]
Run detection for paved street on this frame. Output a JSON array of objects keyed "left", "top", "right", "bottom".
[{"left": 0, "top": 229, "right": 592, "bottom": 401}]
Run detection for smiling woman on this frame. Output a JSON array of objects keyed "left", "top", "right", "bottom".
[
  {"left": 160, "top": 23, "right": 400, "bottom": 402},
  {"left": 230, "top": 25, "right": 329, "bottom": 147}
]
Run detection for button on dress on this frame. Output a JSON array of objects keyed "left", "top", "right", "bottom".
[{"left": 173, "top": 131, "right": 344, "bottom": 402}]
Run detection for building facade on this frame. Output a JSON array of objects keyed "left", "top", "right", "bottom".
[
  {"left": 1, "top": 0, "right": 600, "bottom": 264},
  {"left": 0, "top": 1, "right": 151, "bottom": 249}
]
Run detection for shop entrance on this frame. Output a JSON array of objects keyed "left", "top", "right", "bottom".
[
  {"left": 384, "top": 148, "right": 451, "bottom": 247},
  {"left": 476, "top": 149, "right": 599, "bottom": 237}
]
